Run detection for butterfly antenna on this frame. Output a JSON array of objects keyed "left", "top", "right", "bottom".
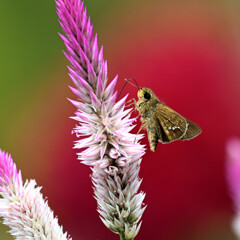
[
  {"left": 126, "top": 78, "right": 140, "bottom": 89},
  {"left": 126, "top": 80, "right": 138, "bottom": 88},
  {"left": 117, "top": 78, "right": 140, "bottom": 100}
]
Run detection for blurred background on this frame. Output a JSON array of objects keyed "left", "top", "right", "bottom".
[{"left": 0, "top": 0, "right": 240, "bottom": 239}]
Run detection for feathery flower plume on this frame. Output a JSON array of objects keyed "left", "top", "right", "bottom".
[
  {"left": 56, "top": 0, "right": 146, "bottom": 239},
  {"left": 0, "top": 149, "right": 71, "bottom": 239},
  {"left": 226, "top": 138, "right": 240, "bottom": 239}
]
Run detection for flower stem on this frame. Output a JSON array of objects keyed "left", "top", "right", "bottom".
[
  {"left": 120, "top": 233, "right": 134, "bottom": 240},
  {"left": 120, "top": 233, "right": 126, "bottom": 240}
]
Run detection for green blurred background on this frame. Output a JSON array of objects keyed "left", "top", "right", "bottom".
[{"left": 1, "top": 0, "right": 240, "bottom": 239}]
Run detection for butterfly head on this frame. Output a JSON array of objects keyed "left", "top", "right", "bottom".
[{"left": 137, "top": 87, "right": 154, "bottom": 102}]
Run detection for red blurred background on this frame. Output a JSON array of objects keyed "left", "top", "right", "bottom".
[{"left": 1, "top": 0, "right": 240, "bottom": 239}]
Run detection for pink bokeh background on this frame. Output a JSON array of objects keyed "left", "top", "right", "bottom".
[{"left": 1, "top": 0, "right": 240, "bottom": 239}]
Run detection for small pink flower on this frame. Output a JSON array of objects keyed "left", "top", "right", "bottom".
[
  {"left": 116, "top": 157, "right": 128, "bottom": 167},
  {"left": 97, "top": 157, "right": 111, "bottom": 169},
  {"left": 109, "top": 148, "right": 121, "bottom": 159}
]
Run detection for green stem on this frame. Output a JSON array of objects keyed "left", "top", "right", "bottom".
[
  {"left": 119, "top": 233, "right": 134, "bottom": 240},
  {"left": 120, "top": 233, "right": 126, "bottom": 240}
]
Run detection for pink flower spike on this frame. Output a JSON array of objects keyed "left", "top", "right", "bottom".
[
  {"left": 226, "top": 138, "right": 240, "bottom": 210},
  {"left": 0, "top": 149, "right": 71, "bottom": 239},
  {"left": 56, "top": 0, "right": 146, "bottom": 239},
  {"left": 226, "top": 138, "right": 240, "bottom": 239}
]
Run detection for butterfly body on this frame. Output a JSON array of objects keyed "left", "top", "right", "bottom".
[{"left": 135, "top": 87, "right": 201, "bottom": 152}]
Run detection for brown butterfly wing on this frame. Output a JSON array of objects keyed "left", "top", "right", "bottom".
[
  {"left": 142, "top": 101, "right": 202, "bottom": 151},
  {"left": 154, "top": 103, "right": 188, "bottom": 143},
  {"left": 180, "top": 119, "right": 202, "bottom": 140}
]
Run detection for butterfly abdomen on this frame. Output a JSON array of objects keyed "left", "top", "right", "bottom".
[{"left": 147, "top": 123, "right": 159, "bottom": 152}]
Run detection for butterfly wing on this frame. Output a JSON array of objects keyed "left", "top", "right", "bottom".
[
  {"left": 180, "top": 118, "right": 202, "bottom": 140},
  {"left": 139, "top": 100, "right": 201, "bottom": 151},
  {"left": 154, "top": 103, "right": 188, "bottom": 143}
]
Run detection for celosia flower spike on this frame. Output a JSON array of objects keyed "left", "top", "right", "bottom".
[
  {"left": 0, "top": 149, "right": 71, "bottom": 240},
  {"left": 56, "top": 0, "right": 146, "bottom": 239},
  {"left": 56, "top": 0, "right": 145, "bottom": 168}
]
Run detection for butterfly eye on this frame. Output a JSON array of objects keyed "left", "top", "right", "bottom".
[{"left": 144, "top": 92, "right": 151, "bottom": 100}]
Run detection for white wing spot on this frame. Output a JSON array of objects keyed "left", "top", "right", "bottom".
[{"left": 168, "top": 126, "right": 180, "bottom": 131}]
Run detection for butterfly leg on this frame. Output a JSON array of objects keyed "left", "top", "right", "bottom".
[
  {"left": 134, "top": 118, "right": 151, "bottom": 143},
  {"left": 135, "top": 114, "right": 141, "bottom": 120},
  {"left": 126, "top": 98, "right": 135, "bottom": 104},
  {"left": 125, "top": 98, "right": 136, "bottom": 108},
  {"left": 125, "top": 102, "right": 135, "bottom": 108},
  {"left": 136, "top": 118, "right": 151, "bottom": 134},
  {"left": 127, "top": 109, "right": 142, "bottom": 119}
]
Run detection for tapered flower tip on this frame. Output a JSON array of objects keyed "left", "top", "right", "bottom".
[
  {"left": 0, "top": 149, "right": 22, "bottom": 189},
  {"left": 0, "top": 149, "right": 7, "bottom": 162}
]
